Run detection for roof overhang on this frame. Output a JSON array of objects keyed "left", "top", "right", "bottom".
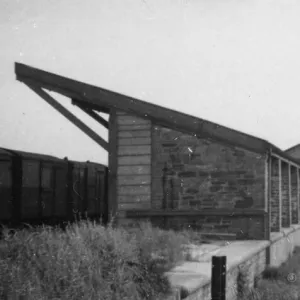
[{"left": 14, "top": 62, "right": 300, "bottom": 167}]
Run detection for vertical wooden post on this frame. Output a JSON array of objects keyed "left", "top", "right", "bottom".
[
  {"left": 297, "top": 169, "right": 300, "bottom": 224},
  {"left": 39, "top": 161, "right": 43, "bottom": 219},
  {"left": 211, "top": 256, "right": 226, "bottom": 300},
  {"left": 265, "top": 153, "right": 271, "bottom": 240},
  {"left": 288, "top": 164, "right": 292, "bottom": 227},
  {"left": 66, "top": 160, "right": 74, "bottom": 221},
  {"left": 288, "top": 164, "right": 292, "bottom": 226},
  {"left": 11, "top": 154, "right": 22, "bottom": 225},
  {"left": 108, "top": 109, "right": 118, "bottom": 225},
  {"left": 52, "top": 166, "right": 57, "bottom": 222},
  {"left": 101, "top": 167, "right": 109, "bottom": 225},
  {"left": 278, "top": 159, "right": 282, "bottom": 230},
  {"left": 83, "top": 167, "right": 88, "bottom": 217},
  {"left": 266, "top": 155, "right": 271, "bottom": 263}
]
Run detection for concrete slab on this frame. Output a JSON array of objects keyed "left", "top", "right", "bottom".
[
  {"left": 166, "top": 268, "right": 210, "bottom": 294},
  {"left": 165, "top": 240, "right": 270, "bottom": 295},
  {"left": 183, "top": 240, "right": 231, "bottom": 262},
  {"left": 215, "top": 240, "right": 269, "bottom": 269},
  {"left": 185, "top": 244, "right": 223, "bottom": 262}
]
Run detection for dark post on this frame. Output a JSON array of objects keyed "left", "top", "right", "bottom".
[
  {"left": 211, "top": 256, "right": 226, "bottom": 300},
  {"left": 38, "top": 161, "right": 43, "bottom": 219},
  {"left": 11, "top": 154, "right": 22, "bottom": 225},
  {"left": 103, "top": 167, "right": 109, "bottom": 225},
  {"left": 83, "top": 167, "right": 88, "bottom": 216},
  {"left": 52, "top": 166, "right": 57, "bottom": 223},
  {"left": 66, "top": 160, "right": 73, "bottom": 221}
]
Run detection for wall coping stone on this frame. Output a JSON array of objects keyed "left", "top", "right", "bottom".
[{"left": 270, "top": 224, "right": 300, "bottom": 243}]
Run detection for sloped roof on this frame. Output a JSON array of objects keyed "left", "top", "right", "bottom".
[
  {"left": 14, "top": 62, "right": 300, "bottom": 165},
  {"left": 285, "top": 144, "right": 300, "bottom": 153},
  {"left": 284, "top": 144, "right": 300, "bottom": 164}
]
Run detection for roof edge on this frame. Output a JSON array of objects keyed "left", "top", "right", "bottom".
[
  {"left": 285, "top": 143, "right": 300, "bottom": 153},
  {"left": 14, "top": 62, "right": 300, "bottom": 167}
]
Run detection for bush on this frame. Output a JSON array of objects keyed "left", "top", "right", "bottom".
[{"left": 0, "top": 220, "right": 191, "bottom": 300}]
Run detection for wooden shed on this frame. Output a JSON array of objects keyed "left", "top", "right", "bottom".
[{"left": 15, "top": 62, "right": 300, "bottom": 240}]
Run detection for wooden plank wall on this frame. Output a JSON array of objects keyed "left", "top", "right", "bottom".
[{"left": 116, "top": 111, "right": 152, "bottom": 211}]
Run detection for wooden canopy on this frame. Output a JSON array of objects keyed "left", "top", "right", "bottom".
[{"left": 15, "top": 62, "right": 299, "bottom": 166}]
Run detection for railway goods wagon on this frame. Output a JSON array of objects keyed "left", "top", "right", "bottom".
[
  {"left": 0, "top": 148, "right": 108, "bottom": 226},
  {"left": 67, "top": 159, "right": 108, "bottom": 222}
]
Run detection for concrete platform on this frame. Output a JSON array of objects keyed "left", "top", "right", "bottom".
[
  {"left": 166, "top": 240, "right": 269, "bottom": 295},
  {"left": 166, "top": 224, "right": 300, "bottom": 300}
]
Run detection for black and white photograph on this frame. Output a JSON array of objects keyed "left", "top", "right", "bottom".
[{"left": 1, "top": 1, "right": 300, "bottom": 299}]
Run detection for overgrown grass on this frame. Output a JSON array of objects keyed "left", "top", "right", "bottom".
[
  {"left": 0, "top": 220, "right": 194, "bottom": 300},
  {"left": 241, "top": 247, "right": 300, "bottom": 300},
  {"left": 6, "top": 219, "right": 300, "bottom": 300}
]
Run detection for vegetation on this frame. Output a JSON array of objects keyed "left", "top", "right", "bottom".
[
  {"left": 240, "top": 247, "right": 300, "bottom": 300},
  {"left": 3, "top": 218, "right": 300, "bottom": 300},
  {"left": 0, "top": 219, "right": 196, "bottom": 300}
]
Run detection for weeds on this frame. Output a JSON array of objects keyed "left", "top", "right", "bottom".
[
  {"left": 241, "top": 247, "right": 300, "bottom": 300},
  {"left": 0, "top": 219, "right": 193, "bottom": 300}
]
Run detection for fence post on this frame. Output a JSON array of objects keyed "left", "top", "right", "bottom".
[{"left": 211, "top": 256, "right": 226, "bottom": 300}]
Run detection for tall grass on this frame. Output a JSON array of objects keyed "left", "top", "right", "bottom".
[{"left": 0, "top": 220, "right": 191, "bottom": 300}]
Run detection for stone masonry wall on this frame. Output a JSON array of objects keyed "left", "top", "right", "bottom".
[
  {"left": 116, "top": 111, "right": 152, "bottom": 211},
  {"left": 149, "top": 214, "right": 266, "bottom": 239},
  {"left": 151, "top": 125, "right": 267, "bottom": 239},
  {"left": 270, "top": 157, "right": 281, "bottom": 232},
  {"left": 152, "top": 125, "right": 266, "bottom": 210}
]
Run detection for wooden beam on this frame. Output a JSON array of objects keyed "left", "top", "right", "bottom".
[
  {"left": 288, "top": 163, "right": 292, "bottom": 227},
  {"left": 72, "top": 99, "right": 109, "bottom": 129},
  {"left": 265, "top": 152, "right": 271, "bottom": 240},
  {"left": 271, "top": 152, "right": 300, "bottom": 169},
  {"left": 24, "top": 82, "right": 109, "bottom": 151},
  {"left": 126, "top": 209, "right": 268, "bottom": 218},
  {"left": 297, "top": 169, "right": 300, "bottom": 224},
  {"left": 15, "top": 62, "right": 300, "bottom": 165},
  {"left": 84, "top": 109, "right": 109, "bottom": 129},
  {"left": 15, "top": 63, "right": 270, "bottom": 155},
  {"left": 72, "top": 99, "right": 110, "bottom": 114},
  {"left": 279, "top": 158, "right": 282, "bottom": 230}
]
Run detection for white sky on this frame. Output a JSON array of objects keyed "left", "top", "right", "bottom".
[{"left": 1, "top": 0, "right": 300, "bottom": 165}]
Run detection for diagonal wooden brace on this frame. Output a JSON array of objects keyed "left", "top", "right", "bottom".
[
  {"left": 72, "top": 99, "right": 109, "bottom": 129},
  {"left": 23, "top": 81, "right": 109, "bottom": 151}
]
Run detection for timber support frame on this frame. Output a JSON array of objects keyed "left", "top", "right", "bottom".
[{"left": 23, "top": 82, "right": 109, "bottom": 151}]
